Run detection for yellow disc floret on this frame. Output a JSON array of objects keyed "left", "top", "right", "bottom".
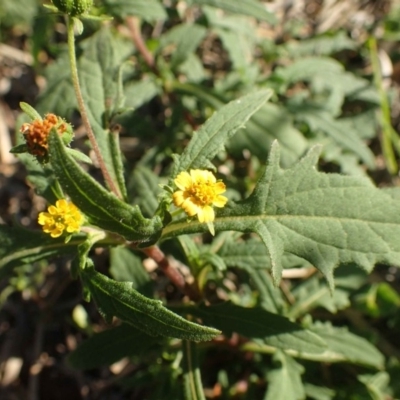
[
  {"left": 38, "top": 199, "right": 83, "bottom": 238},
  {"left": 172, "top": 169, "right": 228, "bottom": 223}
]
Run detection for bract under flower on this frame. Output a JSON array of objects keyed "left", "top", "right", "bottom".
[
  {"left": 38, "top": 199, "right": 83, "bottom": 238},
  {"left": 172, "top": 169, "right": 228, "bottom": 223}
]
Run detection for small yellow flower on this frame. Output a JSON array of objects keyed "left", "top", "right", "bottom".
[
  {"left": 38, "top": 199, "right": 83, "bottom": 238},
  {"left": 172, "top": 169, "right": 228, "bottom": 223}
]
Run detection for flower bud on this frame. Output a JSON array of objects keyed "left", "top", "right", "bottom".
[{"left": 51, "top": 0, "right": 93, "bottom": 16}]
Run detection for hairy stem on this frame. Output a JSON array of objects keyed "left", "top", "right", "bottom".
[{"left": 67, "top": 17, "right": 122, "bottom": 198}]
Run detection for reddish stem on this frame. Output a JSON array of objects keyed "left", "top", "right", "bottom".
[{"left": 141, "top": 245, "right": 201, "bottom": 301}]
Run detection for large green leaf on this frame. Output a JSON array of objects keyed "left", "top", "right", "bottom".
[
  {"left": 81, "top": 267, "right": 221, "bottom": 341},
  {"left": 164, "top": 142, "right": 400, "bottom": 288},
  {"left": 172, "top": 89, "right": 273, "bottom": 175},
  {"left": 68, "top": 324, "right": 159, "bottom": 369},
  {"left": 181, "top": 302, "right": 326, "bottom": 354},
  {"left": 48, "top": 130, "right": 163, "bottom": 244}
]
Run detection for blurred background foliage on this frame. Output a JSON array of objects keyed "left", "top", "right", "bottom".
[{"left": 1, "top": 1, "right": 400, "bottom": 399}]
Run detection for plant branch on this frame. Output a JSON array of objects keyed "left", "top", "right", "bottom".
[
  {"left": 67, "top": 17, "right": 122, "bottom": 199},
  {"left": 141, "top": 245, "right": 201, "bottom": 301},
  {"left": 126, "top": 16, "right": 157, "bottom": 73}
]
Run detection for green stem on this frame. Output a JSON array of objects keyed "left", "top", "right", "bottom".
[{"left": 66, "top": 17, "right": 122, "bottom": 198}]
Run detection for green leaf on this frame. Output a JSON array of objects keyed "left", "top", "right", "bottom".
[
  {"left": 20, "top": 102, "right": 41, "bottom": 120},
  {"left": 172, "top": 89, "right": 273, "bottom": 175},
  {"left": 182, "top": 341, "right": 206, "bottom": 400},
  {"left": 48, "top": 130, "right": 163, "bottom": 244},
  {"left": 110, "top": 247, "right": 153, "bottom": 297},
  {"left": 68, "top": 324, "right": 159, "bottom": 369},
  {"left": 183, "top": 302, "right": 326, "bottom": 354},
  {"left": 190, "top": 0, "right": 276, "bottom": 24},
  {"left": 78, "top": 57, "right": 127, "bottom": 197},
  {"left": 129, "top": 166, "right": 160, "bottom": 217},
  {"left": 296, "top": 322, "right": 384, "bottom": 368},
  {"left": 36, "top": 52, "right": 76, "bottom": 117},
  {"left": 265, "top": 351, "right": 305, "bottom": 400},
  {"left": 244, "top": 322, "right": 384, "bottom": 369},
  {"left": 103, "top": 0, "right": 167, "bottom": 21},
  {"left": 164, "top": 142, "right": 400, "bottom": 288},
  {"left": 124, "top": 78, "right": 161, "bottom": 110},
  {"left": 160, "top": 23, "right": 207, "bottom": 69},
  {"left": 358, "top": 372, "right": 391, "bottom": 400},
  {"left": 304, "top": 383, "right": 335, "bottom": 400},
  {"left": 81, "top": 267, "right": 221, "bottom": 341},
  {"left": 230, "top": 103, "right": 309, "bottom": 166},
  {"left": 0, "top": 224, "right": 83, "bottom": 280},
  {"left": 284, "top": 31, "right": 356, "bottom": 57},
  {"left": 289, "top": 103, "right": 375, "bottom": 169}
]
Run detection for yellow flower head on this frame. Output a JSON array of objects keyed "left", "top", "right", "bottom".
[
  {"left": 20, "top": 113, "right": 69, "bottom": 160},
  {"left": 172, "top": 169, "right": 228, "bottom": 223},
  {"left": 38, "top": 199, "right": 83, "bottom": 238}
]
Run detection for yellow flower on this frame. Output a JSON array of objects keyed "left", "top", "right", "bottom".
[
  {"left": 172, "top": 169, "right": 228, "bottom": 223},
  {"left": 38, "top": 199, "right": 83, "bottom": 238}
]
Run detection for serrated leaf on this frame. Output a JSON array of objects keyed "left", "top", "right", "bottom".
[
  {"left": 164, "top": 142, "right": 400, "bottom": 288},
  {"left": 68, "top": 324, "right": 158, "bottom": 369},
  {"left": 81, "top": 267, "right": 221, "bottom": 341},
  {"left": 190, "top": 0, "right": 276, "bottom": 24},
  {"left": 182, "top": 302, "right": 326, "bottom": 354},
  {"left": 48, "top": 130, "right": 163, "bottom": 244},
  {"left": 103, "top": 0, "right": 167, "bottom": 21},
  {"left": 172, "top": 90, "right": 273, "bottom": 175},
  {"left": 265, "top": 351, "right": 305, "bottom": 400}
]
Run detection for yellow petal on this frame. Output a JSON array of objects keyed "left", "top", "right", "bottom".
[
  {"left": 174, "top": 171, "right": 192, "bottom": 190},
  {"left": 213, "top": 195, "right": 228, "bottom": 207},
  {"left": 172, "top": 191, "right": 185, "bottom": 206},
  {"left": 214, "top": 181, "right": 226, "bottom": 194},
  {"left": 181, "top": 198, "right": 199, "bottom": 217},
  {"left": 198, "top": 205, "right": 214, "bottom": 223}
]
